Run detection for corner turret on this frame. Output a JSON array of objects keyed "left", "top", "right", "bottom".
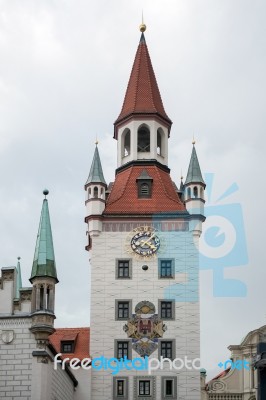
[
  {"left": 29, "top": 190, "right": 58, "bottom": 348},
  {"left": 184, "top": 143, "right": 206, "bottom": 236}
]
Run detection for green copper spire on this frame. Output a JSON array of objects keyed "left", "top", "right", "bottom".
[
  {"left": 85, "top": 144, "right": 106, "bottom": 185},
  {"left": 185, "top": 144, "right": 205, "bottom": 185},
  {"left": 30, "top": 190, "right": 58, "bottom": 282},
  {"left": 15, "top": 257, "right": 22, "bottom": 299}
]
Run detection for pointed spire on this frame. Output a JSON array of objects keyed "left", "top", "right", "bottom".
[
  {"left": 85, "top": 144, "right": 106, "bottom": 185},
  {"left": 30, "top": 190, "right": 58, "bottom": 283},
  {"left": 185, "top": 144, "right": 205, "bottom": 186},
  {"left": 114, "top": 27, "right": 172, "bottom": 137},
  {"left": 15, "top": 257, "right": 22, "bottom": 299}
]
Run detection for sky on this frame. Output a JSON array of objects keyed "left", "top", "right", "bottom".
[{"left": 0, "top": 0, "right": 265, "bottom": 379}]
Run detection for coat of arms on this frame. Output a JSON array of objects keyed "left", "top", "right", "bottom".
[
  {"left": 1, "top": 330, "right": 15, "bottom": 344},
  {"left": 123, "top": 301, "right": 167, "bottom": 357}
]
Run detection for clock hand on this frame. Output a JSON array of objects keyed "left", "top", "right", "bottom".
[{"left": 140, "top": 233, "right": 156, "bottom": 247}]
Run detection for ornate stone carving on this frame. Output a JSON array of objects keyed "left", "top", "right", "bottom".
[{"left": 1, "top": 330, "right": 15, "bottom": 344}]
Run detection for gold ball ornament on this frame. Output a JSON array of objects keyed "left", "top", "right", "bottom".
[{"left": 139, "top": 24, "right": 146, "bottom": 33}]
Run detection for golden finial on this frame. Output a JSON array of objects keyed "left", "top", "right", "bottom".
[
  {"left": 181, "top": 169, "right": 183, "bottom": 180},
  {"left": 139, "top": 11, "right": 146, "bottom": 32},
  {"left": 95, "top": 134, "right": 99, "bottom": 146},
  {"left": 192, "top": 133, "right": 196, "bottom": 145}
]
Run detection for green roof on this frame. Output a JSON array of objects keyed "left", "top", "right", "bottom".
[
  {"left": 15, "top": 257, "right": 22, "bottom": 299},
  {"left": 30, "top": 196, "right": 58, "bottom": 282},
  {"left": 185, "top": 145, "right": 205, "bottom": 185},
  {"left": 85, "top": 145, "right": 106, "bottom": 185}
]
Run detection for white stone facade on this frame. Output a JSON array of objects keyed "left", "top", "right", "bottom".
[{"left": 89, "top": 223, "right": 201, "bottom": 400}]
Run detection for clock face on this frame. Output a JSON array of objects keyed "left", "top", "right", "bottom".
[{"left": 126, "top": 226, "right": 160, "bottom": 260}]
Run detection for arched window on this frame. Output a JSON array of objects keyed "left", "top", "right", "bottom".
[
  {"left": 124, "top": 129, "right": 131, "bottom": 156},
  {"left": 40, "top": 286, "right": 44, "bottom": 310},
  {"left": 187, "top": 188, "right": 191, "bottom": 199},
  {"left": 157, "top": 128, "right": 164, "bottom": 156},
  {"left": 138, "top": 125, "right": 150, "bottom": 152},
  {"left": 93, "top": 186, "right": 98, "bottom": 198},
  {"left": 88, "top": 188, "right": 91, "bottom": 199},
  {"left": 200, "top": 187, "right": 204, "bottom": 198},
  {"left": 193, "top": 186, "right": 198, "bottom": 198}
]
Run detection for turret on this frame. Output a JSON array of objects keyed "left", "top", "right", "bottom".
[
  {"left": 29, "top": 189, "right": 58, "bottom": 348},
  {"left": 184, "top": 142, "right": 206, "bottom": 236},
  {"left": 85, "top": 143, "right": 107, "bottom": 236}
]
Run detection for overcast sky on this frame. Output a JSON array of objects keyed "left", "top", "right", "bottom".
[{"left": 0, "top": 0, "right": 265, "bottom": 379}]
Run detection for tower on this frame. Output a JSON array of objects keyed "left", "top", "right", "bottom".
[
  {"left": 30, "top": 189, "right": 58, "bottom": 348},
  {"left": 86, "top": 26, "right": 205, "bottom": 400}
]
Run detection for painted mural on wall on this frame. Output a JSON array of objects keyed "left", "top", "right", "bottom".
[{"left": 123, "top": 300, "right": 167, "bottom": 357}]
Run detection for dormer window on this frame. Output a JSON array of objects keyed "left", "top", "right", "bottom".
[
  {"left": 136, "top": 169, "right": 153, "bottom": 198},
  {"left": 61, "top": 341, "right": 74, "bottom": 353},
  {"left": 60, "top": 332, "right": 78, "bottom": 353}
]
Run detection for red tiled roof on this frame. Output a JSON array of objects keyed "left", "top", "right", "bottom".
[
  {"left": 104, "top": 164, "right": 186, "bottom": 215},
  {"left": 49, "top": 327, "right": 90, "bottom": 361},
  {"left": 114, "top": 33, "right": 172, "bottom": 136}
]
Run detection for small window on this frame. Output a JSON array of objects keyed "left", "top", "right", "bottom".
[
  {"left": 115, "top": 340, "right": 131, "bottom": 360},
  {"left": 159, "top": 300, "right": 174, "bottom": 319},
  {"left": 141, "top": 183, "right": 149, "bottom": 196},
  {"left": 117, "top": 380, "right": 124, "bottom": 396},
  {"left": 113, "top": 377, "right": 128, "bottom": 399},
  {"left": 165, "top": 380, "right": 173, "bottom": 395},
  {"left": 161, "top": 377, "right": 177, "bottom": 399},
  {"left": 193, "top": 186, "right": 198, "bottom": 198},
  {"left": 116, "top": 300, "right": 131, "bottom": 320},
  {"left": 134, "top": 377, "right": 155, "bottom": 399},
  {"left": 187, "top": 187, "right": 191, "bottom": 198},
  {"left": 139, "top": 380, "right": 150, "bottom": 395},
  {"left": 61, "top": 341, "right": 74, "bottom": 353},
  {"left": 159, "top": 260, "right": 174, "bottom": 278},
  {"left": 160, "top": 340, "right": 175, "bottom": 360},
  {"left": 93, "top": 186, "right": 98, "bottom": 198},
  {"left": 116, "top": 260, "right": 132, "bottom": 279}
]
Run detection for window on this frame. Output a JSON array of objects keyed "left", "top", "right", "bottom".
[
  {"left": 157, "top": 128, "right": 164, "bottom": 156},
  {"left": 61, "top": 341, "right": 74, "bottom": 353},
  {"left": 117, "top": 380, "right": 124, "bottom": 395},
  {"left": 134, "top": 377, "right": 155, "bottom": 399},
  {"left": 136, "top": 169, "right": 153, "bottom": 198},
  {"left": 124, "top": 129, "right": 131, "bottom": 157},
  {"left": 159, "top": 340, "right": 175, "bottom": 360},
  {"left": 113, "top": 377, "right": 128, "bottom": 399},
  {"left": 116, "top": 259, "right": 132, "bottom": 279},
  {"left": 93, "top": 186, "right": 98, "bottom": 198},
  {"left": 137, "top": 125, "right": 150, "bottom": 152},
  {"left": 139, "top": 380, "right": 150, "bottom": 395},
  {"left": 161, "top": 377, "right": 177, "bottom": 399},
  {"left": 115, "top": 340, "right": 131, "bottom": 360},
  {"left": 159, "top": 259, "right": 174, "bottom": 278},
  {"left": 193, "top": 186, "right": 198, "bottom": 198},
  {"left": 159, "top": 300, "right": 174, "bottom": 319},
  {"left": 115, "top": 300, "right": 131, "bottom": 320},
  {"left": 141, "top": 183, "right": 149, "bottom": 196}
]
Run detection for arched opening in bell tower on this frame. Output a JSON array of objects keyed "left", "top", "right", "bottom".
[
  {"left": 121, "top": 128, "right": 131, "bottom": 157},
  {"left": 157, "top": 128, "right": 165, "bottom": 156},
  {"left": 137, "top": 124, "right": 150, "bottom": 152}
]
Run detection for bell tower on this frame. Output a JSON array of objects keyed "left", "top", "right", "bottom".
[{"left": 86, "top": 24, "right": 205, "bottom": 400}]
